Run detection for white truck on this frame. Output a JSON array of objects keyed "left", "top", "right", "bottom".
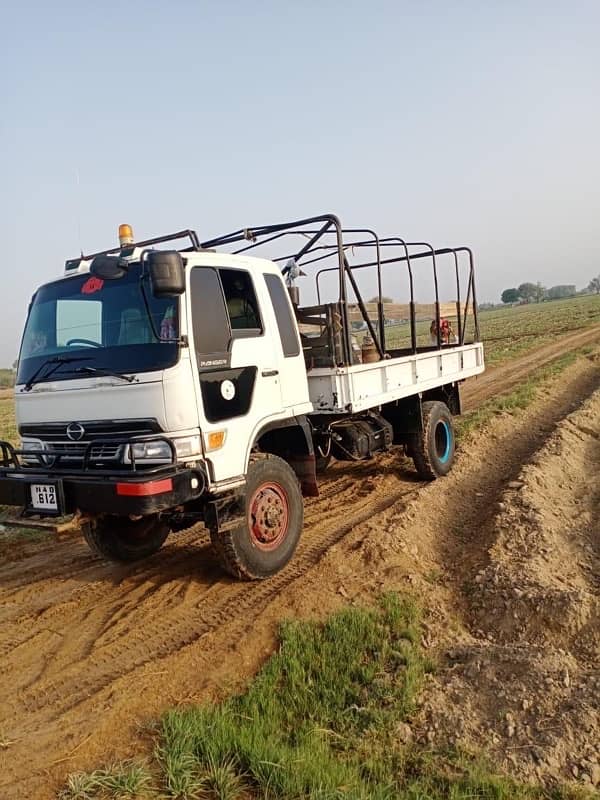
[{"left": 0, "top": 215, "right": 484, "bottom": 579}]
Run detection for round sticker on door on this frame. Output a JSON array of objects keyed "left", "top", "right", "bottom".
[{"left": 221, "top": 379, "right": 236, "bottom": 401}]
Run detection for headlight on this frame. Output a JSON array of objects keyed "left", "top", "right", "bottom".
[
  {"left": 128, "top": 441, "right": 172, "bottom": 462},
  {"left": 173, "top": 435, "right": 202, "bottom": 459},
  {"left": 20, "top": 439, "right": 45, "bottom": 465}
]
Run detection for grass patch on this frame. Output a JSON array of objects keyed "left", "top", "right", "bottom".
[
  {"left": 63, "top": 594, "right": 593, "bottom": 799},
  {"left": 157, "top": 593, "right": 429, "bottom": 799},
  {"left": 456, "top": 350, "right": 582, "bottom": 438},
  {"left": 59, "top": 760, "right": 153, "bottom": 799},
  {"left": 0, "top": 521, "right": 49, "bottom": 542},
  {"left": 0, "top": 369, "right": 15, "bottom": 389},
  {"left": 0, "top": 397, "right": 17, "bottom": 445}
]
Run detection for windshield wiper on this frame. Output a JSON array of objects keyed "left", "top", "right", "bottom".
[
  {"left": 74, "top": 366, "right": 135, "bottom": 383},
  {"left": 23, "top": 356, "right": 92, "bottom": 392}
]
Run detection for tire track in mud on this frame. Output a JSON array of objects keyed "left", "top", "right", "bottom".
[
  {"left": 13, "top": 477, "right": 420, "bottom": 723},
  {"left": 0, "top": 528, "right": 210, "bottom": 657},
  {"left": 0, "top": 464, "right": 399, "bottom": 651}
]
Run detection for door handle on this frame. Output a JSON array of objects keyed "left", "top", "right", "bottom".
[{"left": 261, "top": 369, "right": 279, "bottom": 377}]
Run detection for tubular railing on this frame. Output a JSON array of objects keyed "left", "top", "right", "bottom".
[{"left": 201, "top": 215, "right": 480, "bottom": 363}]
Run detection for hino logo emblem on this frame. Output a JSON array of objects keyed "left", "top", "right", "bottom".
[{"left": 66, "top": 422, "right": 85, "bottom": 441}]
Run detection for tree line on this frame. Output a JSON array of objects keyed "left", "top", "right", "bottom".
[{"left": 501, "top": 277, "right": 600, "bottom": 304}]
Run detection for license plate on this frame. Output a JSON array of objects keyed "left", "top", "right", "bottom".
[{"left": 30, "top": 483, "right": 58, "bottom": 511}]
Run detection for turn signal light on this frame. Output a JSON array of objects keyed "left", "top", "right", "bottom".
[
  {"left": 206, "top": 430, "right": 226, "bottom": 451},
  {"left": 119, "top": 223, "right": 134, "bottom": 246}
]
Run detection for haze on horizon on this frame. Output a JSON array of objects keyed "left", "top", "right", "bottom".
[{"left": 1, "top": 0, "right": 599, "bottom": 366}]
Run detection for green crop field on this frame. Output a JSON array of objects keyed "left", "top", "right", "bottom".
[
  {"left": 372, "top": 293, "right": 600, "bottom": 365},
  {"left": 472, "top": 293, "right": 600, "bottom": 364}
]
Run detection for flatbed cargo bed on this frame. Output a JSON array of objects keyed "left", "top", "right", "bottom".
[{"left": 308, "top": 342, "right": 484, "bottom": 413}]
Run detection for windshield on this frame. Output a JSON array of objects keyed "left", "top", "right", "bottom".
[{"left": 17, "top": 265, "right": 179, "bottom": 386}]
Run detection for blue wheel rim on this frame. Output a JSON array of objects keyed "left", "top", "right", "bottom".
[{"left": 437, "top": 420, "right": 452, "bottom": 464}]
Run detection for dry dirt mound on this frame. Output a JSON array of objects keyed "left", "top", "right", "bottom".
[{"left": 417, "top": 382, "right": 600, "bottom": 790}]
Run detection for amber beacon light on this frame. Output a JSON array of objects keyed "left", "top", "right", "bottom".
[{"left": 118, "top": 223, "right": 134, "bottom": 247}]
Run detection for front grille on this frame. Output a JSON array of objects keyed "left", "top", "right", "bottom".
[
  {"left": 20, "top": 418, "right": 161, "bottom": 441},
  {"left": 44, "top": 442, "right": 123, "bottom": 461}
]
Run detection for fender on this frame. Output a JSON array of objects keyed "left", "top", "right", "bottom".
[{"left": 249, "top": 415, "right": 318, "bottom": 497}]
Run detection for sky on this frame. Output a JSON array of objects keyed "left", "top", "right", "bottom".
[{"left": 1, "top": 0, "right": 599, "bottom": 365}]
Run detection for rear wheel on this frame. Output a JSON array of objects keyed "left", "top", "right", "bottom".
[
  {"left": 83, "top": 515, "right": 170, "bottom": 562},
  {"left": 408, "top": 400, "right": 455, "bottom": 480},
  {"left": 210, "top": 454, "right": 303, "bottom": 580}
]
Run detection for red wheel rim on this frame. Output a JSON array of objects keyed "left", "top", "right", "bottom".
[{"left": 248, "top": 481, "right": 289, "bottom": 551}]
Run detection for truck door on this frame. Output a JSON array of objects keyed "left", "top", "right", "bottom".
[{"left": 189, "top": 265, "right": 283, "bottom": 481}]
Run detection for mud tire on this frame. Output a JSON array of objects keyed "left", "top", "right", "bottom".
[
  {"left": 210, "top": 454, "right": 303, "bottom": 580},
  {"left": 409, "top": 400, "right": 455, "bottom": 480},
  {"left": 83, "top": 515, "right": 170, "bottom": 562}
]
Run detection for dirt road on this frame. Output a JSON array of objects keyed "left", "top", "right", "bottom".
[{"left": 0, "top": 340, "right": 599, "bottom": 798}]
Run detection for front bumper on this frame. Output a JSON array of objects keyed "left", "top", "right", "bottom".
[{"left": 0, "top": 440, "right": 206, "bottom": 517}]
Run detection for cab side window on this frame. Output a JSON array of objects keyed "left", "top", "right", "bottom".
[
  {"left": 190, "top": 267, "right": 231, "bottom": 369},
  {"left": 219, "top": 269, "right": 262, "bottom": 336},
  {"left": 264, "top": 274, "right": 300, "bottom": 357}
]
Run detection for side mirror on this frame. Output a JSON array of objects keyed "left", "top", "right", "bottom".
[
  {"left": 147, "top": 251, "right": 185, "bottom": 297},
  {"left": 90, "top": 255, "right": 129, "bottom": 280}
]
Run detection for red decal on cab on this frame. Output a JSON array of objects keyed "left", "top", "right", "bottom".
[{"left": 81, "top": 277, "right": 104, "bottom": 294}]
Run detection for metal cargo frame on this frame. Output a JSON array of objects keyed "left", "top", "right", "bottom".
[{"left": 201, "top": 214, "right": 480, "bottom": 368}]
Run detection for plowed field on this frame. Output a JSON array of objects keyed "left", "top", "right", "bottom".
[{"left": 1, "top": 329, "right": 599, "bottom": 798}]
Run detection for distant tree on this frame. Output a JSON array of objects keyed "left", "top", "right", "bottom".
[
  {"left": 547, "top": 285, "right": 576, "bottom": 300},
  {"left": 368, "top": 295, "right": 393, "bottom": 304},
  {"left": 588, "top": 276, "right": 600, "bottom": 294},
  {"left": 11, "top": 359, "right": 18, "bottom": 371},
  {"left": 534, "top": 282, "right": 546, "bottom": 303},
  {"left": 518, "top": 282, "right": 537, "bottom": 303},
  {"left": 501, "top": 288, "right": 520, "bottom": 304}
]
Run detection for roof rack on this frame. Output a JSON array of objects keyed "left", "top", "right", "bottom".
[{"left": 73, "top": 229, "right": 202, "bottom": 263}]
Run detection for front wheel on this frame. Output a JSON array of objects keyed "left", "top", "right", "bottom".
[
  {"left": 408, "top": 400, "right": 455, "bottom": 480},
  {"left": 82, "top": 514, "right": 170, "bottom": 562},
  {"left": 210, "top": 454, "right": 303, "bottom": 580}
]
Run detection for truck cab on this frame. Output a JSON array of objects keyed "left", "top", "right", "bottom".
[{"left": 16, "top": 238, "right": 313, "bottom": 477}]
